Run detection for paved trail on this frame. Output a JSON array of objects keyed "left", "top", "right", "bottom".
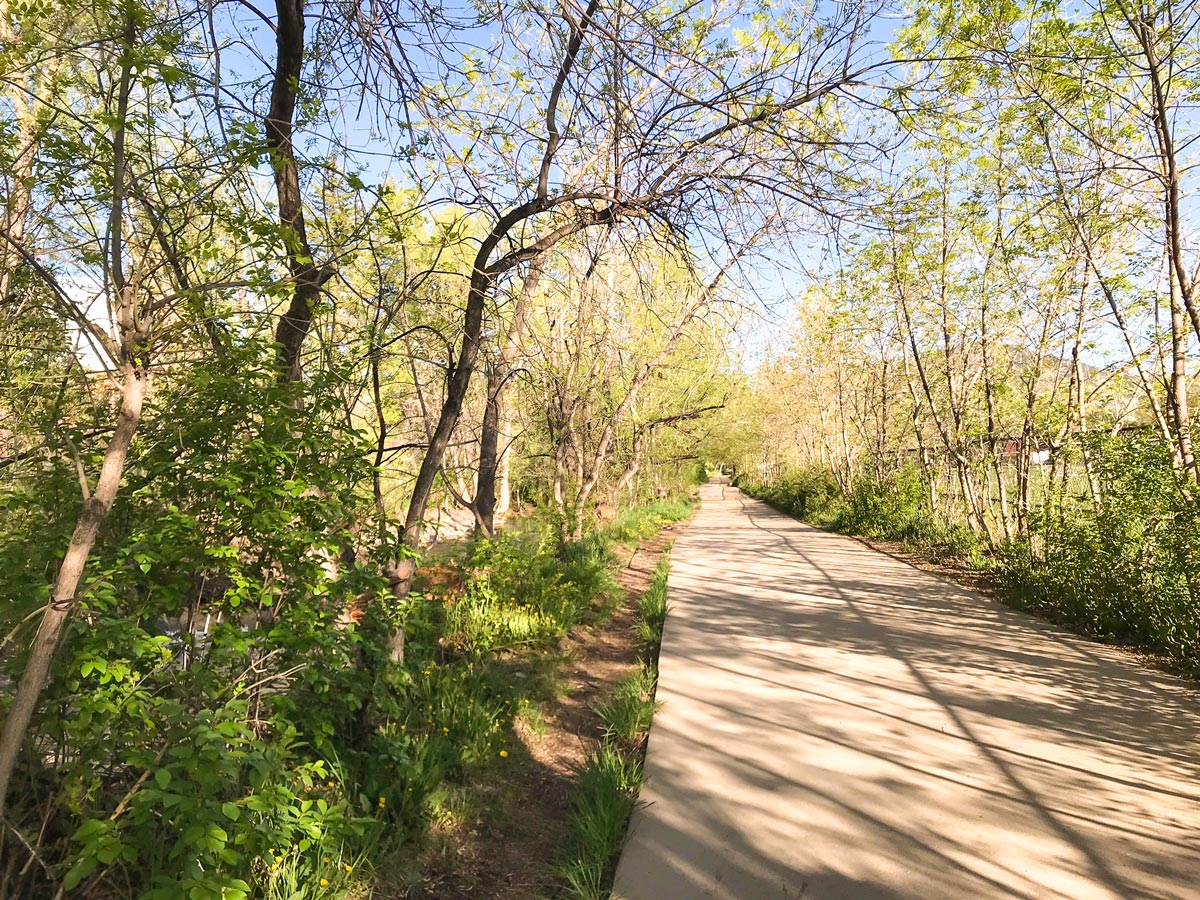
[{"left": 612, "top": 480, "right": 1200, "bottom": 900}]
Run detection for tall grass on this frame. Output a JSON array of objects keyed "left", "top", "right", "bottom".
[
  {"left": 601, "top": 498, "right": 693, "bottom": 545},
  {"left": 635, "top": 551, "right": 670, "bottom": 650},
  {"left": 594, "top": 664, "right": 659, "bottom": 744},
  {"left": 559, "top": 544, "right": 677, "bottom": 899},
  {"left": 557, "top": 745, "right": 644, "bottom": 900}
]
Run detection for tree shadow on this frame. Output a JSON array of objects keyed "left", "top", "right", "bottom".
[{"left": 612, "top": 489, "right": 1200, "bottom": 899}]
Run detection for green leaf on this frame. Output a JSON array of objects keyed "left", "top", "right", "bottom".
[
  {"left": 221, "top": 802, "right": 239, "bottom": 822},
  {"left": 62, "top": 857, "right": 98, "bottom": 891}
]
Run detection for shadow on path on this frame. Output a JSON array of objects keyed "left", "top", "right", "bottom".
[{"left": 612, "top": 483, "right": 1200, "bottom": 900}]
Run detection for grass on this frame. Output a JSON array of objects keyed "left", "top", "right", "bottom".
[
  {"left": 634, "top": 550, "right": 670, "bottom": 651},
  {"left": 557, "top": 745, "right": 644, "bottom": 900},
  {"left": 361, "top": 501, "right": 687, "bottom": 897},
  {"left": 594, "top": 664, "right": 659, "bottom": 744},
  {"left": 601, "top": 498, "right": 693, "bottom": 546},
  {"left": 517, "top": 702, "right": 549, "bottom": 736},
  {"left": 558, "top": 544, "right": 676, "bottom": 899}
]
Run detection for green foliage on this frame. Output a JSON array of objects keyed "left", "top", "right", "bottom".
[
  {"left": 0, "top": 342, "right": 397, "bottom": 898},
  {"left": 998, "top": 434, "right": 1200, "bottom": 665},
  {"left": 749, "top": 439, "right": 1200, "bottom": 668},
  {"left": 600, "top": 498, "right": 693, "bottom": 546},
  {"left": 560, "top": 540, "right": 673, "bottom": 898},
  {"left": 557, "top": 745, "right": 644, "bottom": 900},
  {"left": 2, "top": 431, "right": 677, "bottom": 897},
  {"left": 634, "top": 552, "right": 671, "bottom": 650},
  {"left": 594, "top": 665, "right": 659, "bottom": 745},
  {"left": 421, "top": 524, "right": 618, "bottom": 657},
  {"left": 738, "top": 467, "right": 843, "bottom": 522},
  {"left": 741, "top": 464, "right": 978, "bottom": 556}
]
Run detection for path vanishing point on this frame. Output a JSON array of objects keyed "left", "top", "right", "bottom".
[{"left": 611, "top": 478, "right": 1200, "bottom": 900}]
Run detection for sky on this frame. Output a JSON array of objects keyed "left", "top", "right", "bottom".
[{"left": 58, "top": 0, "right": 1200, "bottom": 377}]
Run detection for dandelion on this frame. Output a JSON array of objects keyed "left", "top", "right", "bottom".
[
  {"left": 323, "top": 857, "right": 331, "bottom": 863},
  {"left": 442, "top": 727, "right": 449, "bottom": 734},
  {"left": 320, "top": 878, "right": 329, "bottom": 887},
  {"left": 345, "top": 864, "right": 354, "bottom": 872},
  {"left": 499, "top": 749, "right": 508, "bottom": 758},
  {"left": 378, "top": 796, "right": 386, "bottom": 808}
]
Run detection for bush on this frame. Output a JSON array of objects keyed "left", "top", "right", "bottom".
[
  {"left": 742, "top": 438, "right": 1200, "bottom": 668},
  {"left": 601, "top": 498, "right": 693, "bottom": 546},
  {"left": 0, "top": 344, "right": 637, "bottom": 899},
  {"left": 737, "top": 466, "right": 842, "bottom": 522},
  {"left": 998, "top": 433, "right": 1200, "bottom": 665}
]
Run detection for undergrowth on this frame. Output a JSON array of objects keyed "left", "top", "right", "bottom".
[
  {"left": 558, "top": 545, "right": 674, "bottom": 899},
  {"left": 557, "top": 746, "right": 644, "bottom": 900}
]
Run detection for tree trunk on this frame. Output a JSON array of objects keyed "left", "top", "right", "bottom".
[
  {"left": 0, "top": 363, "right": 146, "bottom": 818},
  {"left": 474, "top": 361, "right": 503, "bottom": 537},
  {"left": 267, "top": 0, "right": 330, "bottom": 382},
  {"left": 495, "top": 401, "right": 516, "bottom": 517},
  {"left": 0, "top": 10, "right": 146, "bottom": 818},
  {"left": 0, "top": 90, "right": 38, "bottom": 304},
  {"left": 474, "top": 257, "right": 541, "bottom": 534}
]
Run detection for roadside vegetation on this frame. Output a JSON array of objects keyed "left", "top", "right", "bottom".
[
  {"left": 0, "top": 473, "right": 691, "bottom": 899},
  {"left": 3, "top": 0, "right": 1197, "bottom": 894},
  {"left": 704, "top": 1, "right": 1200, "bottom": 675},
  {"left": 558, "top": 550, "right": 671, "bottom": 900}
]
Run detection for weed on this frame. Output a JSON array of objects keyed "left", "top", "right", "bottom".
[
  {"left": 635, "top": 552, "right": 671, "bottom": 651},
  {"left": 558, "top": 541, "right": 676, "bottom": 898},
  {"left": 594, "top": 665, "right": 659, "bottom": 744},
  {"left": 601, "top": 499, "right": 693, "bottom": 546},
  {"left": 557, "top": 744, "right": 644, "bottom": 900}
]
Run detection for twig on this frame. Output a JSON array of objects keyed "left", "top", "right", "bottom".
[
  {"left": 109, "top": 745, "right": 169, "bottom": 822},
  {"left": 1, "top": 817, "right": 57, "bottom": 881}
]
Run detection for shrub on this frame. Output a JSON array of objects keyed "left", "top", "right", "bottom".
[
  {"left": 737, "top": 466, "right": 842, "bottom": 522},
  {"left": 601, "top": 498, "right": 693, "bottom": 545},
  {"left": 998, "top": 433, "right": 1200, "bottom": 665}
]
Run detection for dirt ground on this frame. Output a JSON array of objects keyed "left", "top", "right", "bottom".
[{"left": 400, "top": 522, "right": 687, "bottom": 899}]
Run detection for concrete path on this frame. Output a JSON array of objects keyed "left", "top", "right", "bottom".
[{"left": 612, "top": 480, "right": 1200, "bottom": 900}]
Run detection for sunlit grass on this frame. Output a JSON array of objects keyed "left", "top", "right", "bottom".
[
  {"left": 594, "top": 664, "right": 658, "bottom": 744},
  {"left": 556, "top": 744, "right": 644, "bottom": 900}
]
